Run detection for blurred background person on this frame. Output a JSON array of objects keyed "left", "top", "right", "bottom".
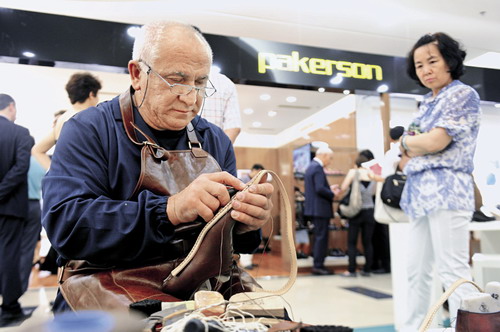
[
  {"left": 36, "top": 110, "right": 67, "bottom": 277},
  {"left": 381, "top": 126, "right": 405, "bottom": 178},
  {"left": 18, "top": 154, "right": 46, "bottom": 293},
  {"left": 191, "top": 27, "right": 241, "bottom": 144},
  {"left": 370, "top": 127, "right": 406, "bottom": 274},
  {"left": 400, "top": 32, "right": 481, "bottom": 330},
  {"left": 294, "top": 186, "right": 310, "bottom": 259},
  {"left": 32, "top": 72, "right": 101, "bottom": 169},
  {"left": 304, "top": 146, "right": 340, "bottom": 275},
  {"left": 339, "top": 150, "right": 376, "bottom": 277},
  {"left": 201, "top": 71, "right": 242, "bottom": 143},
  {"left": 0, "top": 94, "right": 34, "bottom": 327}
]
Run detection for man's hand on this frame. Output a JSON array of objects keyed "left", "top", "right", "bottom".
[
  {"left": 330, "top": 184, "right": 341, "bottom": 196},
  {"left": 167, "top": 172, "right": 246, "bottom": 225},
  {"left": 232, "top": 176, "right": 274, "bottom": 234},
  {"left": 166, "top": 172, "right": 274, "bottom": 234}
]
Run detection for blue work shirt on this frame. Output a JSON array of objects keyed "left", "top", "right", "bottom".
[{"left": 42, "top": 93, "right": 260, "bottom": 266}]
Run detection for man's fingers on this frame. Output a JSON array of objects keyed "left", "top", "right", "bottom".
[
  {"left": 204, "top": 172, "right": 245, "bottom": 190},
  {"left": 248, "top": 183, "right": 274, "bottom": 198},
  {"left": 196, "top": 204, "right": 216, "bottom": 222},
  {"left": 200, "top": 192, "right": 223, "bottom": 214},
  {"left": 232, "top": 199, "right": 268, "bottom": 220}
]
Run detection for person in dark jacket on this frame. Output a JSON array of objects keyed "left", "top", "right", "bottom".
[
  {"left": 0, "top": 94, "right": 34, "bottom": 327},
  {"left": 304, "top": 146, "right": 340, "bottom": 275}
]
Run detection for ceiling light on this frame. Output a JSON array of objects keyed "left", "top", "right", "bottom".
[
  {"left": 259, "top": 94, "right": 271, "bottom": 101},
  {"left": 286, "top": 96, "right": 297, "bottom": 103},
  {"left": 330, "top": 74, "right": 343, "bottom": 85},
  {"left": 318, "top": 87, "right": 325, "bottom": 93},
  {"left": 22, "top": 51, "right": 35, "bottom": 58},
  {"left": 465, "top": 52, "right": 500, "bottom": 70},
  {"left": 243, "top": 108, "right": 254, "bottom": 115},
  {"left": 267, "top": 110, "right": 277, "bottom": 117},
  {"left": 343, "top": 90, "right": 350, "bottom": 95},
  {"left": 252, "top": 121, "right": 262, "bottom": 128},
  {"left": 495, "top": 104, "right": 500, "bottom": 108},
  {"left": 377, "top": 84, "right": 389, "bottom": 93},
  {"left": 302, "top": 134, "right": 311, "bottom": 140},
  {"left": 127, "top": 26, "right": 141, "bottom": 38}
]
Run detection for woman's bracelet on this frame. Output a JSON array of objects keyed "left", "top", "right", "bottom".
[{"left": 401, "top": 135, "right": 410, "bottom": 151}]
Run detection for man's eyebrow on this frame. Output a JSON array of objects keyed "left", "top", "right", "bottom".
[
  {"left": 164, "top": 72, "right": 208, "bottom": 81},
  {"left": 164, "top": 71, "right": 187, "bottom": 78}
]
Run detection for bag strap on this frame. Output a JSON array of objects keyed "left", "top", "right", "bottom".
[
  {"left": 351, "top": 169, "right": 361, "bottom": 193},
  {"left": 170, "top": 169, "right": 297, "bottom": 296},
  {"left": 418, "top": 278, "right": 483, "bottom": 332}
]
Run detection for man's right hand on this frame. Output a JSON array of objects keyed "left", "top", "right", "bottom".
[
  {"left": 166, "top": 172, "right": 246, "bottom": 225},
  {"left": 330, "top": 184, "right": 341, "bottom": 196}
]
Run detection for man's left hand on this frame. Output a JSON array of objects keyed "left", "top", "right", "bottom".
[{"left": 231, "top": 178, "right": 274, "bottom": 234}]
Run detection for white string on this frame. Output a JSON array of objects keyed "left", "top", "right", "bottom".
[{"left": 160, "top": 306, "right": 269, "bottom": 332}]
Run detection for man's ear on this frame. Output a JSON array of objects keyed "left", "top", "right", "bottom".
[
  {"left": 129, "top": 60, "right": 142, "bottom": 91},
  {"left": 8, "top": 103, "right": 17, "bottom": 121}
]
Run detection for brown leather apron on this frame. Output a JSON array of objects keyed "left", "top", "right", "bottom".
[{"left": 58, "top": 88, "right": 258, "bottom": 312}]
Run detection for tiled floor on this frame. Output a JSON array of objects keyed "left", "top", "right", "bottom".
[
  {"left": 1, "top": 253, "right": 395, "bottom": 331},
  {"left": 258, "top": 273, "right": 394, "bottom": 328}
]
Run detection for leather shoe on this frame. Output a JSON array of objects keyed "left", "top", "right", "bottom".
[
  {"left": 372, "top": 268, "right": 390, "bottom": 274},
  {"left": 473, "top": 210, "right": 496, "bottom": 222},
  {"left": 296, "top": 251, "right": 309, "bottom": 259},
  {"left": 0, "top": 311, "right": 31, "bottom": 328},
  {"left": 312, "top": 267, "right": 333, "bottom": 275}
]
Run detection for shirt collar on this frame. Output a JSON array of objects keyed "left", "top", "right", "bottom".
[
  {"left": 423, "top": 80, "right": 461, "bottom": 103},
  {"left": 0, "top": 114, "right": 10, "bottom": 121},
  {"left": 313, "top": 157, "right": 324, "bottom": 167}
]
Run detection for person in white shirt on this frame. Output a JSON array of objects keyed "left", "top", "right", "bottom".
[
  {"left": 201, "top": 72, "right": 242, "bottom": 143},
  {"left": 381, "top": 126, "right": 404, "bottom": 178}
]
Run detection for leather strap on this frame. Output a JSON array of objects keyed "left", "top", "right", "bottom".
[
  {"left": 119, "top": 87, "right": 147, "bottom": 146},
  {"left": 168, "top": 170, "right": 298, "bottom": 296},
  {"left": 419, "top": 278, "right": 483, "bottom": 332}
]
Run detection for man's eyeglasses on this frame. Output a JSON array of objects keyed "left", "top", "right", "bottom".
[{"left": 139, "top": 60, "right": 216, "bottom": 98}]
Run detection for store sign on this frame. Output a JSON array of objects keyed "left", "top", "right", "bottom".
[
  {"left": 258, "top": 51, "right": 383, "bottom": 81},
  {"left": 1, "top": 8, "right": 499, "bottom": 101}
]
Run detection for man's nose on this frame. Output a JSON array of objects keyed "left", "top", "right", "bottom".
[{"left": 179, "top": 89, "right": 199, "bottom": 105}]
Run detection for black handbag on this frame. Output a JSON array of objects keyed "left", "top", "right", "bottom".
[{"left": 380, "top": 171, "right": 406, "bottom": 209}]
